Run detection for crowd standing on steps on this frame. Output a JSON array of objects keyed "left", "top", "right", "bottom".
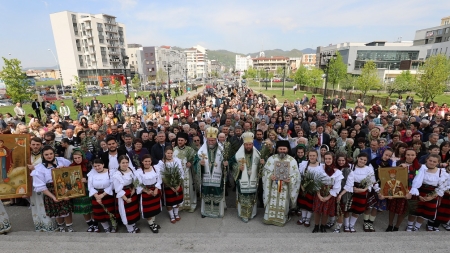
[{"left": 1, "top": 77, "right": 450, "bottom": 235}]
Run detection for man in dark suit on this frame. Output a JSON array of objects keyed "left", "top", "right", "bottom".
[
  {"left": 361, "top": 139, "right": 380, "bottom": 165},
  {"left": 90, "top": 96, "right": 98, "bottom": 109},
  {"left": 311, "top": 124, "right": 330, "bottom": 148},
  {"left": 150, "top": 131, "right": 172, "bottom": 164},
  {"left": 102, "top": 136, "right": 129, "bottom": 172},
  {"left": 323, "top": 95, "right": 331, "bottom": 113},
  {"left": 32, "top": 99, "right": 41, "bottom": 121},
  {"left": 331, "top": 95, "right": 340, "bottom": 110},
  {"left": 280, "top": 101, "right": 289, "bottom": 116}
]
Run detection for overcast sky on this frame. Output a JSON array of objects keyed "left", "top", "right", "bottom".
[{"left": 1, "top": 0, "right": 449, "bottom": 68}]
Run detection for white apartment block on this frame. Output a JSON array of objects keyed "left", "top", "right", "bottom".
[
  {"left": 50, "top": 11, "right": 128, "bottom": 87},
  {"left": 235, "top": 55, "right": 253, "bottom": 71},
  {"left": 184, "top": 45, "right": 207, "bottom": 78}
]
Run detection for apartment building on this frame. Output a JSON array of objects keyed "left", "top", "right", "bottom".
[
  {"left": 235, "top": 55, "right": 253, "bottom": 71},
  {"left": 413, "top": 19, "right": 450, "bottom": 59},
  {"left": 50, "top": 11, "right": 128, "bottom": 87},
  {"left": 136, "top": 46, "right": 187, "bottom": 83},
  {"left": 184, "top": 45, "right": 207, "bottom": 78},
  {"left": 301, "top": 54, "right": 317, "bottom": 69}
]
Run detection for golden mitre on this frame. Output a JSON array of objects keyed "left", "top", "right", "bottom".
[
  {"left": 206, "top": 127, "right": 219, "bottom": 138},
  {"left": 242, "top": 131, "right": 254, "bottom": 144}
]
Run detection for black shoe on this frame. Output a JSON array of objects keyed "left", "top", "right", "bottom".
[
  {"left": 312, "top": 225, "right": 320, "bottom": 233},
  {"left": 202, "top": 215, "right": 206, "bottom": 218},
  {"left": 320, "top": 225, "right": 327, "bottom": 233},
  {"left": 385, "top": 225, "right": 393, "bottom": 232},
  {"left": 392, "top": 227, "right": 399, "bottom": 231},
  {"left": 155, "top": 224, "right": 161, "bottom": 229},
  {"left": 149, "top": 224, "right": 159, "bottom": 233}
]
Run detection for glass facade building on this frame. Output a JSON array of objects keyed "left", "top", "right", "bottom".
[{"left": 354, "top": 50, "right": 420, "bottom": 69}]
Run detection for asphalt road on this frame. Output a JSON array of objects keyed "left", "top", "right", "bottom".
[{"left": 1, "top": 190, "right": 449, "bottom": 252}]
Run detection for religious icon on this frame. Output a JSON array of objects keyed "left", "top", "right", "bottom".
[
  {"left": 274, "top": 161, "right": 290, "bottom": 181},
  {"left": 0, "top": 134, "right": 30, "bottom": 200},
  {"left": 51, "top": 165, "right": 86, "bottom": 200},
  {"left": 378, "top": 167, "right": 408, "bottom": 198}
]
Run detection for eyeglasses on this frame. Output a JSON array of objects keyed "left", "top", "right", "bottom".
[{"left": 193, "top": 139, "right": 200, "bottom": 142}]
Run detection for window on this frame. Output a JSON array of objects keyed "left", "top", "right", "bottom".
[
  {"left": 446, "top": 28, "right": 450, "bottom": 34},
  {"left": 150, "top": 53, "right": 153, "bottom": 56},
  {"left": 151, "top": 60, "right": 154, "bottom": 64},
  {"left": 99, "top": 39, "right": 104, "bottom": 43},
  {"left": 131, "top": 54, "right": 134, "bottom": 57},
  {"left": 438, "top": 29, "right": 443, "bottom": 35}
]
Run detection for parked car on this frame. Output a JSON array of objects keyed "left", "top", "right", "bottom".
[{"left": 0, "top": 101, "right": 12, "bottom": 106}]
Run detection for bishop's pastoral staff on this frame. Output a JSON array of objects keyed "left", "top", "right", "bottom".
[
  {"left": 262, "top": 140, "right": 300, "bottom": 226},
  {"left": 231, "top": 131, "right": 261, "bottom": 223}
]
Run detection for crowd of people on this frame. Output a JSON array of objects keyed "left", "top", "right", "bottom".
[{"left": 1, "top": 79, "right": 450, "bottom": 235}]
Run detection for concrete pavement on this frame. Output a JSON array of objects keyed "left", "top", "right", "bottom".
[{"left": 1, "top": 190, "right": 449, "bottom": 252}]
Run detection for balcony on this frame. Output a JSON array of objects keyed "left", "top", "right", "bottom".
[
  {"left": 108, "top": 29, "right": 118, "bottom": 33},
  {"left": 86, "top": 25, "right": 92, "bottom": 30},
  {"left": 98, "top": 27, "right": 103, "bottom": 31}
]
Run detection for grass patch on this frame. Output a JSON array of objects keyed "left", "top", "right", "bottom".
[{"left": 35, "top": 80, "right": 62, "bottom": 86}]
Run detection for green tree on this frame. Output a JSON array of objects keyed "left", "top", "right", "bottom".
[
  {"left": 356, "top": 61, "right": 382, "bottom": 96},
  {"left": 340, "top": 74, "right": 357, "bottom": 91},
  {"left": 131, "top": 74, "right": 140, "bottom": 91},
  {"left": 246, "top": 67, "right": 257, "bottom": 79},
  {"left": 111, "top": 79, "right": 122, "bottom": 99},
  {"left": 72, "top": 76, "right": 87, "bottom": 100},
  {"left": 387, "top": 70, "right": 414, "bottom": 96},
  {"left": 415, "top": 54, "right": 450, "bottom": 103},
  {"left": 156, "top": 69, "right": 166, "bottom": 89},
  {"left": 276, "top": 67, "right": 283, "bottom": 77},
  {"left": 293, "top": 65, "right": 309, "bottom": 85},
  {"left": 308, "top": 67, "right": 324, "bottom": 87},
  {"left": 327, "top": 52, "right": 347, "bottom": 90},
  {"left": 0, "top": 57, "right": 33, "bottom": 103}
]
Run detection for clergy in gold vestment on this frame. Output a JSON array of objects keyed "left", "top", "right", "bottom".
[{"left": 262, "top": 140, "right": 300, "bottom": 226}]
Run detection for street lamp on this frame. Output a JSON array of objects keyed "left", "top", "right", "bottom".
[
  {"left": 265, "top": 67, "right": 270, "bottom": 90},
  {"left": 183, "top": 68, "right": 189, "bottom": 92},
  {"left": 122, "top": 55, "right": 130, "bottom": 96},
  {"left": 282, "top": 61, "right": 289, "bottom": 96},
  {"left": 48, "top": 49, "right": 65, "bottom": 95},
  {"left": 164, "top": 63, "right": 172, "bottom": 96},
  {"left": 320, "top": 52, "right": 337, "bottom": 102}
]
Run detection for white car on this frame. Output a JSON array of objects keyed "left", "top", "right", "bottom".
[{"left": 0, "top": 101, "right": 12, "bottom": 106}]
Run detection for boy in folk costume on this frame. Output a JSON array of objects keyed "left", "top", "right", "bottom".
[
  {"left": 173, "top": 132, "right": 197, "bottom": 212},
  {"left": 262, "top": 140, "right": 301, "bottom": 226},
  {"left": 231, "top": 132, "right": 261, "bottom": 222},
  {"left": 194, "top": 127, "right": 228, "bottom": 218}
]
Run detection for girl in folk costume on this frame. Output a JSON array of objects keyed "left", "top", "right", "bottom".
[
  {"left": 31, "top": 146, "right": 74, "bottom": 232},
  {"left": 312, "top": 152, "right": 343, "bottom": 233},
  {"left": 70, "top": 149, "right": 96, "bottom": 232},
  {"left": 406, "top": 154, "right": 449, "bottom": 232},
  {"left": 28, "top": 137, "right": 56, "bottom": 232},
  {"left": 155, "top": 146, "right": 184, "bottom": 224},
  {"left": 387, "top": 149, "right": 421, "bottom": 232},
  {"left": 332, "top": 153, "right": 354, "bottom": 233},
  {"left": 113, "top": 155, "right": 141, "bottom": 233},
  {"left": 297, "top": 150, "right": 322, "bottom": 227},
  {"left": 364, "top": 148, "right": 393, "bottom": 232},
  {"left": 436, "top": 171, "right": 450, "bottom": 231},
  {"left": 344, "top": 153, "right": 380, "bottom": 233},
  {"left": 136, "top": 155, "right": 162, "bottom": 233},
  {"left": 88, "top": 159, "right": 116, "bottom": 233}
]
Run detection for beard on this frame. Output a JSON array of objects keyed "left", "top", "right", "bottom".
[
  {"left": 245, "top": 148, "right": 253, "bottom": 154},
  {"left": 278, "top": 152, "right": 287, "bottom": 159},
  {"left": 207, "top": 143, "right": 217, "bottom": 149}
]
